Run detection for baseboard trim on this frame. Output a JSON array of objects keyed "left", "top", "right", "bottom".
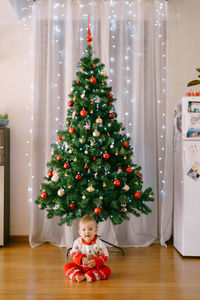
[{"left": 10, "top": 235, "right": 29, "bottom": 243}]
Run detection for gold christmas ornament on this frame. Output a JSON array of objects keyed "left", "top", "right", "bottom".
[
  {"left": 96, "top": 116, "right": 103, "bottom": 124},
  {"left": 57, "top": 188, "right": 65, "bottom": 197},
  {"left": 64, "top": 171, "right": 68, "bottom": 176},
  {"left": 68, "top": 185, "right": 72, "bottom": 189},
  {"left": 74, "top": 157, "right": 77, "bottom": 162},
  {"left": 122, "top": 184, "right": 130, "bottom": 192},
  {"left": 93, "top": 130, "right": 100, "bottom": 138},
  {"left": 135, "top": 181, "right": 139, "bottom": 185},
  {"left": 101, "top": 70, "right": 107, "bottom": 77},
  {"left": 81, "top": 66, "right": 84, "bottom": 71},
  {"left": 149, "top": 194, "right": 153, "bottom": 198},
  {"left": 90, "top": 109, "right": 94, "bottom": 114},
  {"left": 85, "top": 85, "right": 89, "bottom": 89},
  {"left": 115, "top": 151, "right": 119, "bottom": 156},
  {"left": 103, "top": 182, "right": 106, "bottom": 187},
  {"left": 73, "top": 96, "right": 76, "bottom": 101},
  {"left": 87, "top": 185, "right": 95, "bottom": 192},
  {"left": 124, "top": 155, "right": 127, "bottom": 160},
  {"left": 79, "top": 136, "right": 86, "bottom": 144}
]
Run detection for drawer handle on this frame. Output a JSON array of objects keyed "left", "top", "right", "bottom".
[{"left": 0, "top": 146, "right": 4, "bottom": 149}]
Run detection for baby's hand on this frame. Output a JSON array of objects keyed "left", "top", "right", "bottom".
[
  {"left": 82, "top": 256, "right": 89, "bottom": 267},
  {"left": 98, "top": 249, "right": 104, "bottom": 255},
  {"left": 87, "top": 259, "right": 97, "bottom": 268},
  {"left": 87, "top": 254, "right": 94, "bottom": 260}
]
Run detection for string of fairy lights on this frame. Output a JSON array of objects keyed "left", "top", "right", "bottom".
[{"left": 19, "top": 0, "right": 167, "bottom": 203}]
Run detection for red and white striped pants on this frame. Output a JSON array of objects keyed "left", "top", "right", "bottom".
[{"left": 64, "top": 262, "right": 111, "bottom": 282}]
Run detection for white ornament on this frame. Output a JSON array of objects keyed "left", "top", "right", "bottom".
[
  {"left": 72, "top": 111, "right": 77, "bottom": 118},
  {"left": 119, "top": 128, "right": 124, "bottom": 135},
  {"left": 90, "top": 140, "right": 95, "bottom": 146},
  {"left": 122, "top": 184, "right": 130, "bottom": 192},
  {"left": 84, "top": 121, "right": 91, "bottom": 130},
  {"left": 51, "top": 170, "right": 59, "bottom": 182},
  {"left": 95, "top": 97, "right": 101, "bottom": 104},
  {"left": 85, "top": 150, "right": 88, "bottom": 154},
  {"left": 82, "top": 195, "right": 86, "bottom": 200},
  {"left": 63, "top": 142, "right": 69, "bottom": 149},
  {"left": 54, "top": 204, "right": 59, "bottom": 210}
]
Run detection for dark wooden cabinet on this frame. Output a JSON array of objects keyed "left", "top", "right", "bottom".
[{"left": 0, "top": 127, "right": 10, "bottom": 246}]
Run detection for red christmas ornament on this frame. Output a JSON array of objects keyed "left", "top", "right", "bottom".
[
  {"left": 109, "top": 102, "right": 112, "bottom": 106},
  {"left": 48, "top": 170, "right": 53, "bottom": 177},
  {"left": 107, "top": 133, "right": 111, "bottom": 137},
  {"left": 57, "top": 155, "right": 61, "bottom": 161},
  {"left": 84, "top": 164, "right": 89, "bottom": 169},
  {"left": 113, "top": 179, "right": 120, "bottom": 186},
  {"left": 126, "top": 166, "right": 132, "bottom": 173},
  {"left": 109, "top": 113, "right": 115, "bottom": 119},
  {"left": 77, "top": 80, "right": 80, "bottom": 84},
  {"left": 124, "top": 141, "right": 129, "bottom": 148},
  {"left": 86, "top": 36, "right": 93, "bottom": 43},
  {"left": 70, "top": 203, "right": 75, "bottom": 210},
  {"left": 118, "top": 166, "right": 122, "bottom": 171},
  {"left": 87, "top": 15, "right": 92, "bottom": 46},
  {"left": 92, "top": 65, "right": 96, "bottom": 69},
  {"left": 89, "top": 76, "right": 96, "bottom": 84},
  {"left": 64, "top": 162, "right": 70, "bottom": 169},
  {"left": 94, "top": 207, "right": 101, "bottom": 215},
  {"left": 108, "top": 93, "right": 113, "bottom": 99},
  {"left": 80, "top": 109, "right": 87, "bottom": 117},
  {"left": 41, "top": 192, "right": 47, "bottom": 199},
  {"left": 68, "top": 126, "right": 75, "bottom": 134},
  {"left": 58, "top": 136, "right": 62, "bottom": 141},
  {"left": 137, "top": 173, "right": 143, "bottom": 179},
  {"left": 68, "top": 100, "right": 74, "bottom": 107},
  {"left": 75, "top": 174, "right": 82, "bottom": 181},
  {"left": 134, "top": 192, "right": 141, "bottom": 199},
  {"left": 103, "top": 153, "right": 110, "bottom": 160},
  {"left": 93, "top": 157, "right": 96, "bottom": 161},
  {"left": 91, "top": 101, "right": 94, "bottom": 105}
]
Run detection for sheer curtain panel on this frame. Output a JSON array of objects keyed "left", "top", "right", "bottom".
[{"left": 23, "top": 0, "right": 170, "bottom": 248}]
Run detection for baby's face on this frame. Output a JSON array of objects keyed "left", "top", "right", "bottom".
[{"left": 79, "top": 220, "right": 97, "bottom": 243}]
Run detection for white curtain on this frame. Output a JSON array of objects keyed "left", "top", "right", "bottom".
[{"left": 15, "top": 0, "right": 170, "bottom": 248}]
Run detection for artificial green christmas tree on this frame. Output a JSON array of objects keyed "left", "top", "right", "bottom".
[{"left": 35, "top": 24, "right": 154, "bottom": 226}]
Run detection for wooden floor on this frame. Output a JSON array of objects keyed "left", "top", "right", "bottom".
[{"left": 1, "top": 242, "right": 200, "bottom": 300}]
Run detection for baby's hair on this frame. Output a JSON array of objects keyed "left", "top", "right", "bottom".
[{"left": 79, "top": 215, "right": 97, "bottom": 227}]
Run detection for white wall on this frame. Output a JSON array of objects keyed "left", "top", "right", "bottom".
[
  {"left": 0, "top": 0, "right": 30, "bottom": 235},
  {"left": 168, "top": 0, "right": 200, "bottom": 106},
  {"left": 0, "top": 0, "right": 200, "bottom": 235}
]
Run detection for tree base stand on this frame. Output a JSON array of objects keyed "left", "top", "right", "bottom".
[{"left": 66, "top": 235, "right": 124, "bottom": 257}]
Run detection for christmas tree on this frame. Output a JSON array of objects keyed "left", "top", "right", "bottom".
[{"left": 35, "top": 22, "right": 154, "bottom": 226}]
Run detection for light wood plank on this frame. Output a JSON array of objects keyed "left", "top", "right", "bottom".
[{"left": 0, "top": 242, "right": 200, "bottom": 299}]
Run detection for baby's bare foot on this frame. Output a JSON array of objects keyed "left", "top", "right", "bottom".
[
  {"left": 76, "top": 275, "right": 86, "bottom": 282},
  {"left": 85, "top": 274, "right": 92, "bottom": 282}
]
